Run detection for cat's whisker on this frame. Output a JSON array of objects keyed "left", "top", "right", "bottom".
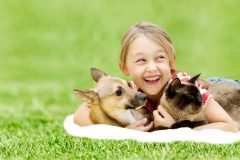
[
  {"left": 179, "top": 110, "right": 186, "bottom": 121},
  {"left": 184, "top": 104, "right": 191, "bottom": 113},
  {"left": 179, "top": 104, "right": 192, "bottom": 121}
]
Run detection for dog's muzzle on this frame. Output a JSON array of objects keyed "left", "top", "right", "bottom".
[
  {"left": 126, "top": 93, "right": 147, "bottom": 109},
  {"left": 135, "top": 92, "right": 147, "bottom": 101}
]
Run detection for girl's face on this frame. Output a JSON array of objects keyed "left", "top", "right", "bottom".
[{"left": 122, "top": 34, "right": 172, "bottom": 99}]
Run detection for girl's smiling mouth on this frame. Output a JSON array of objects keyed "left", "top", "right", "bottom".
[{"left": 143, "top": 75, "right": 161, "bottom": 85}]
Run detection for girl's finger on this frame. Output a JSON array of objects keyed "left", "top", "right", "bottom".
[
  {"left": 143, "top": 121, "right": 154, "bottom": 131},
  {"left": 153, "top": 110, "right": 164, "bottom": 119},
  {"left": 134, "top": 118, "right": 147, "bottom": 127},
  {"left": 158, "top": 106, "right": 170, "bottom": 117}
]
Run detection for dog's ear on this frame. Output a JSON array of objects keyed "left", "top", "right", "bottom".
[
  {"left": 90, "top": 68, "right": 109, "bottom": 82},
  {"left": 74, "top": 89, "right": 100, "bottom": 105},
  {"left": 188, "top": 73, "right": 201, "bottom": 84}
]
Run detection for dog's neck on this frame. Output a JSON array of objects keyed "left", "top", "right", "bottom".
[{"left": 90, "top": 104, "right": 124, "bottom": 127}]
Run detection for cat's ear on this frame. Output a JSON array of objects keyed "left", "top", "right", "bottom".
[
  {"left": 170, "top": 78, "right": 182, "bottom": 89},
  {"left": 90, "top": 68, "right": 109, "bottom": 82},
  {"left": 188, "top": 74, "right": 201, "bottom": 84},
  {"left": 167, "top": 78, "right": 182, "bottom": 97}
]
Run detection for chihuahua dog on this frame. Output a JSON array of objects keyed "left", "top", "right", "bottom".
[{"left": 74, "top": 68, "right": 152, "bottom": 127}]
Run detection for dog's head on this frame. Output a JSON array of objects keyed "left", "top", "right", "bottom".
[{"left": 74, "top": 68, "right": 147, "bottom": 121}]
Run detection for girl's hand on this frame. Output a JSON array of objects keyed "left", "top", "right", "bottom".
[
  {"left": 125, "top": 118, "right": 153, "bottom": 132},
  {"left": 153, "top": 105, "right": 176, "bottom": 128}
]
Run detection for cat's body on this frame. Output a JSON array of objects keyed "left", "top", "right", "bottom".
[{"left": 207, "top": 82, "right": 240, "bottom": 124}]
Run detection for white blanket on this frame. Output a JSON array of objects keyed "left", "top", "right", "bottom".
[{"left": 64, "top": 115, "right": 240, "bottom": 144}]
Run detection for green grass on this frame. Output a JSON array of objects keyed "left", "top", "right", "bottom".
[{"left": 0, "top": 0, "right": 240, "bottom": 159}]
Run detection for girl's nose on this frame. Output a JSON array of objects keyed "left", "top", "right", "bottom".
[{"left": 146, "top": 62, "right": 158, "bottom": 72}]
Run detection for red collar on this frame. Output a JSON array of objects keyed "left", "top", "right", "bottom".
[{"left": 145, "top": 100, "right": 155, "bottom": 112}]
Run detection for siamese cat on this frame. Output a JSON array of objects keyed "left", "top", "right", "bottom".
[
  {"left": 159, "top": 74, "right": 240, "bottom": 129},
  {"left": 158, "top": 74, "right": 207, "bottom": 129}
]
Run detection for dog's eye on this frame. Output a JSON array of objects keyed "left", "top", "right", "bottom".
[{"left": 115, "top": 89, "right": 122, "bottom": 96}]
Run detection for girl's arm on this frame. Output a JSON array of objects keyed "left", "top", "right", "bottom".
[
  {"left": 73, "top": 103, "right": 153, "bottom": 131},
  {"left": 126, "top": 119, "right": 153, "bottom": 131},
  {"left": 73, "top": 103, "right": 94, "bottom": 126},
  {"left": 193, "top": 97, "right": 239, "bottom": 132}
]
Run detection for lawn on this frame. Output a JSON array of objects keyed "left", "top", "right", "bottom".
[{"left": 0, "top": 0, "right": 240, "bottom": 159}]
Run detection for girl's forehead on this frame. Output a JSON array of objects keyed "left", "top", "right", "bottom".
[
  {"left": 130, "top": 35, "right": 164, "bottom": 49},
  {"left": 128, "top": 38, "right": 166, "bottom": 57}
]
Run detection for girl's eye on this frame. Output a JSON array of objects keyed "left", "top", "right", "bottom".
[
  {"left": 156, "top": 56, "right": 165, "bottom": 61},
  {"left": 136, "top": 59, "right": 145, "bottom": 62},
  {"left": 136, "top": 59, "right": 146, "bottom": 64},
  {"left": 115, "top": 89, "right": 122, "bottom": 96}
]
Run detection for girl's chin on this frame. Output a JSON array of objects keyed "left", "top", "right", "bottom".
[
  {"left": 142, "top": 89, "right": 162, "bottom": 96},
  {"left": 146, "top": 92, "right": 161, "bottom": 97},
  {"left": 142, "top": 84, "right": 164, "bottom": 96}
]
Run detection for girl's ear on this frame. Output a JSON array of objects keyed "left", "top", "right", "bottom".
[
  {"left": 173, "top": 55, "right": 176, "bottom": 65},
  {"left": 119, "top": 62, "right": 129, "bottom": 76},
  {"left": 172, "top": 55, "right": 176, "bottom": 68},
  {"left": 170, "top": 55, "right": 176, "bottom": 73}
]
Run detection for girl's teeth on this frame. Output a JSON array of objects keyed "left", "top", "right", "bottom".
[{"left": 145, "top": 77, "right": 159, "bottom": 81}]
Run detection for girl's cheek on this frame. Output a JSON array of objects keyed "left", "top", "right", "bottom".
[
  {"left": 134, "top": 65, "right": 144, "bottom": 72},
  {"left": 161, "top": 63, "right": 171, "bottom": 70}
]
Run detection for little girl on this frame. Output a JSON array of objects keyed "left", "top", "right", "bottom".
[{"left": 74, "top": 22, "right": 239, "bottom": 132}]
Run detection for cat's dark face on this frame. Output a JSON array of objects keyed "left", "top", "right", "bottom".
[{"left": 165, "top": 74, "right": 203, "bottom": 114}]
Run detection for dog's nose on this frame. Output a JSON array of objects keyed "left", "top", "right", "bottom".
[{"left": 135, "top": 93, "right": 147, "bottom": 101}]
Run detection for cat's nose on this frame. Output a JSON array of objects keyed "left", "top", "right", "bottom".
[{"left": 135, "top": 93, "right": 147, "bottom": 101}]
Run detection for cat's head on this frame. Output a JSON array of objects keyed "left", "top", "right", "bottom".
[{"left": 163, "top": 74, "right": 203, "bottom": 119}]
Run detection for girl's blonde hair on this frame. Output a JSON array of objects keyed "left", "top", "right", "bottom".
[{"left": 119, "top": 21, "right": 176, "bottom": 72}]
